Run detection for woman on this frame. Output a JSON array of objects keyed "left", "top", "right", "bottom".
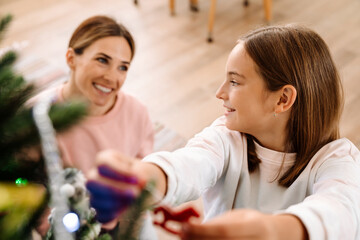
[
  {"left": 57, "top": 15, "right": 154, "bottom": 175},
  {"left": 36, "top": 15, "right": 156, "bottom": 239}
]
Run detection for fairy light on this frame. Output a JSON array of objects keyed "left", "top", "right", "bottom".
[
  {"left": 15, "top": 178, "right": 28, "bottom": 186},
  {"left": 63, "top": 212, "right": 80, "bottom": 232}
]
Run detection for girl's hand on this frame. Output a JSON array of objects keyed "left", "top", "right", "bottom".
[
  {"left": 86, "top": 149, "right": 167, "bottom": 223},
  {"left": 86, "top": 150, "right": 144, "bottom": 223},
  {"left": 181, "top": 209, "right": 308, "bottom": 240}
]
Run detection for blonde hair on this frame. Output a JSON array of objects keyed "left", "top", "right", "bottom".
[{"left": 68, "top": 15, "right": 135, "bottom": 60}]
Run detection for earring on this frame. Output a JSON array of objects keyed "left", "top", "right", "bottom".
[{"left": 273, "top": 112, "right": 277, "bottom": 117}]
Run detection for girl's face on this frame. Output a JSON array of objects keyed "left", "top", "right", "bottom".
[
  {"left": 67, "top": 36, "right": 132, "bottom": 114},
  {"left": 216, "top": 42, "right": 279, "bottom": 137}
]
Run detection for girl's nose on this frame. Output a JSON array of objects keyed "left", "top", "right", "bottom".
[{"left": 216, "top": 82, "right": 226, "bottom": 100}]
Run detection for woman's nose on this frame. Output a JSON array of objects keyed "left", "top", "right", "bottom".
[
  {"left": 104, "top": 68, "right": 117, "bottom": 82},
  {"left": 104, "top": 68, "right": 123, "bottom": 85}
]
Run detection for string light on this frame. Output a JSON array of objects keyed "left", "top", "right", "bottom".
[
  {"left": 62, "top": 212, "right": 80, "bottom": 233},
  {"left": 15, "top": 178, "right": 28, "bottom": 186}
]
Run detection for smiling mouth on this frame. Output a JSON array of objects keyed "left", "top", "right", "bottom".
[
  {"left": 93, "top": 83, "right": 112, "bottom": 93},
  {"left": 225, "top": 106, "right": 235, "bottom": 112}
]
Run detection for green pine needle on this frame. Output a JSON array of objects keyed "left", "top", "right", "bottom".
[
  {"left": 0, "top": 51, "right": 17, "bottom": 70},
  {"left": 0, "top": 155, "right": 47, "bottom": 183},
  {"left": 0, "top": 101, "right": 87, "bottom": 160},
  {"left": 96, "top": 234, "right": 112, "bottom": 240},
  {"left": 0, "top": 69, "right": 26, "bottom": 93},
  {"left": 0, "top": 66, "right": 16, "bottom": 86},
  {"left": 0, "top": 84, "right": 36, "bottom": 126},
  {"left": 49, "top": 101, "right": 88, "bottom": 133},
  {"left": 0, "top": 14, "right": 12, "bottom": 41},
  {"left": 117, "top": 181, "right": 156, "bottom": 240}
]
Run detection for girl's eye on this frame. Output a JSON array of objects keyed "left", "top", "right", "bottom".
[
  {"left": 97, "top": 57, "right": 108, "bottom": 64},
  {"left": 230, "top": 80, "right": 239, "bottom": 86},
  {"left": 119, "top": 65, "right": 128, "bottom": 71}
]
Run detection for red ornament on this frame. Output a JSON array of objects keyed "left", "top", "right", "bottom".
[{"left": 153, "top": 206, "right": 200, "bottom": 235}]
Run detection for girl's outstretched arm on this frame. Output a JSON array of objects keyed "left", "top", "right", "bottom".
[
  {"left": 86, "top": 149, "right": 167, "bottom": 223},
  {"left": 181, "top": 209, "right": 308, "bottom": 240}
]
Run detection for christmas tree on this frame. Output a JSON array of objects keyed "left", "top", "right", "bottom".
[{"left": 0, "top": 14, "right": 87, "bottom": 239}]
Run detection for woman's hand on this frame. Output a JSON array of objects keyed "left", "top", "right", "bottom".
[
  {"left": 181, "top": 209, "right": 308, "bottom": 240},
  {"left": 86, "top": 149, "right": 167, "bottom": 223}
]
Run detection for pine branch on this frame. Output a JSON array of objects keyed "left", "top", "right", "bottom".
[
  {"left": 0, "top": 67, "right": 26, "bottom": 94},
  {"left": 0, "top": 51, "right": 17, "bottom": 70},
  {"left": 0, "top": 107, "right": 43, "bottom": 152},
  {"left": 0, "top": 68, "right": 29, "bottom": 111},
  {"left": 0, "top": 66, "right": 16, "bottom": 86},
  {"left": 49, "top": 101, "right": 88, "bottom": 133},
  {"left": 0, "top": 101, "right": 87, "bottom": 159},
  {"left": 117, "top": 181, "right": 156, "bottom": 240},
  {"left": 0, "top": 84, "right": 36, "bottom": 127},
  {"left": 0, "top": 157, "right": 47, "bottom": 183},
  {"left": 0, "top": 14, "right": 12, "bottom": 41}
]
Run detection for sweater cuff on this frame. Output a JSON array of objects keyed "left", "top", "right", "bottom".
[{"left": 142, "top": 154, "right": 177, "bottom": 206}]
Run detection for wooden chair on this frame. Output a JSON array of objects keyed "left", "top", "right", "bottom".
[
  {"left": 167, "top": 0, "right": 272, "bottom": 42},
  {"left": 169, "top": 0, "right": 200, "bottom": 14}
]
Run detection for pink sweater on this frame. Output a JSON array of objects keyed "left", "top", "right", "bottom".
[{"left": 55, "top": 85, "right": 154, "bottom": 176}]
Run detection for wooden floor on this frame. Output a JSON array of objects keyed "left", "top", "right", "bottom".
[
  {"left": 1, "top": 0, "right": 360, "bottom": 145},
  {"left": 1, "top": 0, "right": 360, "bottom": 239}
]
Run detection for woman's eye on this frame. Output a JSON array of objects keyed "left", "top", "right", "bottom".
[
  {"left": 119, "top": 65, "right": 128, "bottom": 71},
  {"left": 230, "top": 80, "right": 239, "bottom": 86},
  {"left": 97, "top": 57, "right": 108, "bottom": 64}
]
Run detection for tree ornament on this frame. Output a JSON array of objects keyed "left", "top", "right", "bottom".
[{"left": 153, "top": 206, "right": 200, "bottom": 235}]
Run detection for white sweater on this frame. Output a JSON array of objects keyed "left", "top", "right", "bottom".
[{"left": 143, "top": 116, "right": 360, "bottom": 240}]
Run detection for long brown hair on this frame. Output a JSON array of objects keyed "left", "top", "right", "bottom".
[
  {"left": 68, "top": 15, "right": 135, "bottom": 60},
  {"left": 241, "top": 24, "right": 344, "bottom": 187}
]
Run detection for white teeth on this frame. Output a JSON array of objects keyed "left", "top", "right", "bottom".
[
  {"left": 226, "top": 107, "right": 235, "bottom": 112},
  {"left": 94, "top": 83, "right": 112, "bottom": 93}
]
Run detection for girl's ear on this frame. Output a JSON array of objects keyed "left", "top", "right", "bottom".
[
  {"left": 275, "top": 85, "right": 297, "bottom": 114},
  {"left": 66, "top": 48, "right": 76, "bottom": 70}
]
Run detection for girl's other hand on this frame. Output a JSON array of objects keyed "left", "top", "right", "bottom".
[{"left": 181, "top": 209, "right": 308, "bottom": 240}]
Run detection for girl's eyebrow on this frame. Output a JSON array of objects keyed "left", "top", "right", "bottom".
[
  {"left": 228, "top": 71, "right": 246, "bottom": 79},
  {"left": 97, "top": 52, "right": 130, "bottom": 65}
]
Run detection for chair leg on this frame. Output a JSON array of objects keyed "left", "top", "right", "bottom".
[
  {"left": 190, "top": 0, "right": 199, "bottom": 12},
  {"left": 207, "top": 0, "right": 217, "bottom": 42},
  {"left": 263, "top": 0, "right": 272, "bottom": 23},
  {"left": 169, "top": 0, "right": 175, "bottom": 15}
]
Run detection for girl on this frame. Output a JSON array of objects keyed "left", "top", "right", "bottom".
[{"left": 86, "top": 24, "right": 360, "bottom": 240}]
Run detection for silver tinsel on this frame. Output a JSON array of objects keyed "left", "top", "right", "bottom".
[{"left": 33, "top": 94, "right": 74, "bottom": 240}]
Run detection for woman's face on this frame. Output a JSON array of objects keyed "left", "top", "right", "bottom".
[
  {"left": 216, "top": 42, "right": 279, "bottom": 137},
  {"left": 67, "top": 36, "right": 132, "bottom": 114}
]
